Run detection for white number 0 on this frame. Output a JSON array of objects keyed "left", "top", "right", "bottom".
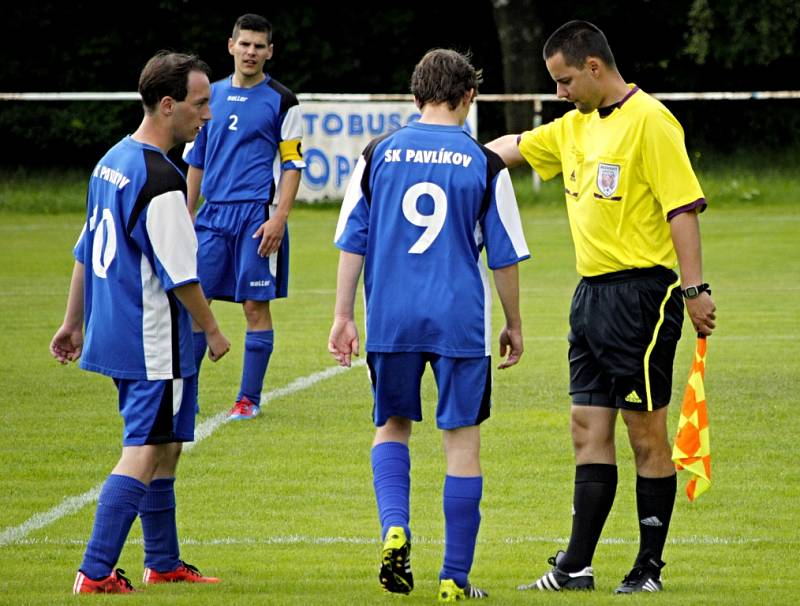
[{"left": 402, "top": 182, "right": 447, "bottom": 254}]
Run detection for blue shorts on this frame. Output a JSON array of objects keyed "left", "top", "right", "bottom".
[
  {"left": 367, "top": 352, "right": 492, "bottom": 430},
  {"left": 195, "top": 201, "right": 289, "bottom": 303},
  {"left": 115, "top": 376, "right": 197, "bottom": 446}
]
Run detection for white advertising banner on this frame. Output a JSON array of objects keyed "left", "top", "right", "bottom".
[{"left": 297, "top": 101, "right": 478, "bottom": 202}]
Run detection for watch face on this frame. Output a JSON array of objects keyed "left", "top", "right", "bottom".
[{"left": 684, "top": 286, "right": 699, "bottom": 298}]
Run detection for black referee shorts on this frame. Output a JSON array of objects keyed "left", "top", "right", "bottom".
[{"left": 568, "top": 266, "right": 684, "bottom": 411}]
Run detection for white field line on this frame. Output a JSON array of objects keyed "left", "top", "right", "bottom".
[
  {"left": 8, "top": 534, "right": 768, "bottom": 547},
  {"left": 0, "top": 360, "right": 366, "bottom": 548}
]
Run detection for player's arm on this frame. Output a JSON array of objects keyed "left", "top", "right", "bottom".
[
  {"left": 328, "top": 251, "right": 363, "bottom": 367},
  {"left": 50, "top": 260, "right": 85, "bottom": 364},
  {"left": 254, "top": 167, "right": 301, "bottom": 257},
  {"left": 669, "top": 211, "right": 716, "bottom": 336},
  {"left": 486, "top": 134, "right": 526, "bottom": 168},
  {"left": 172, "top": 283, "right": 230, "bottom": 361},
  {"left": 186, "top": 165, "right": 204, "bottom": 220},
  {"left": 493, "top": 263, "right": 524, "bottom": 369}
]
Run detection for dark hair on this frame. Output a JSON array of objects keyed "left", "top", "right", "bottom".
[
  {"left": 232, "top": 13, "right": 273, "bottom": 43},
  {"left": 138, "top": 51, "right": 211, "bottom": 112},
  {"left": 410, "top": 49, "right": 482, "bottom": 110},
  {"left": 543, "top": 20, "right": 616, "bottom": 68}
]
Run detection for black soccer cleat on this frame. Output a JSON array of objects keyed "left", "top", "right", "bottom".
[
  {"left": 379, "top": 526, "right": 414, "bottom": 594},
  {"left": 517, "top": 550, "right": 595, "bottom": 591},
  {"left": 614, "top": 552, "right": 665, "bottom": 594}
]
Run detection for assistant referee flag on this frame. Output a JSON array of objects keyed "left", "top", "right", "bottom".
[{"left": 672, "top": 336, "right": 711, "bottom": 501}]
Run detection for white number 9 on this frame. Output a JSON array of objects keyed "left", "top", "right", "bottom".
[{"left": 402, "top": 182, "right": 447, "bottom": 254}]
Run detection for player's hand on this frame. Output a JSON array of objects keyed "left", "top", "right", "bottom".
[
  {"left": 498, "top": 325, "right": 523, "bottom": 369},
  {"left": 252, "top": 216, "right": 286, "bottom": 257},
  {"left": 50, "top": 324, "right": 83, "bottom": 364},
  {"left": 686, "top": 292, "right": 716, "bottom": 336},
  {"left": 328, "top": 317, "right": 359, "bottom": 367},
  {"left": 206, "top": 328, "right": 231, "bottom": 362}
]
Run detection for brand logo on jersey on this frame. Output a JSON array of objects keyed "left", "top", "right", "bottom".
[
  {"left": 569, "top": 169, "right": 576, "bottom": 181},
  {"left": 227, "top": 95, "right": 248, "bottom": 102},
  {"left": 249, "top": 280, "right": 271, "bottom": 287},
  {"left": 596, "top": 162, "right": 620, "bottom": 198},
  {"left": 625, "top": 390, "right": 642, "bottom": 403}
]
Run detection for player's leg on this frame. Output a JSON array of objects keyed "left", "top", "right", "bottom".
[
  {"left": 433, "top": 355, "right": 489, "bottom": 601},
  {"left": 228, "top": 202, "right": 287, "bottom": 419},
  {"left": 137, "top": 375, "right": 220, "bottom": 584},
  {"left": 521, "top": 280, "right": 615, "bottom": 592},
  {"left": 74, "top": 378, "right": 172, "bottom": 593},
  {"left": 369, "top": 352, "right": 424, "bottom": 594},
  {"left": 613, "top": 270, "right": 682, "bottom": 593},
  {"left": 228, "top": 299, "right": 272, "bottom": 419}
]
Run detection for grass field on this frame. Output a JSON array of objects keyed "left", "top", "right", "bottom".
[{"left": 0, "top": 179, "right": 798, "bottom": 604}]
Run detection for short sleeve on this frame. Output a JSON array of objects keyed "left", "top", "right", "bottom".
[
  {"left": 143, "top": 190, "right": 199, "bottom": 289},
  {"left": 518, "top": 119, "right": 564, "bottom": 181},
  {"left": 278, "top": 104, "right": 306, "bottom": 171},
  {"left": 334, "top": 155, "right": 369, "bottom": 254},
  {"left": 641, "top": 110, "right": 706, "bottom": 218},
  {"left": 481, "top": 168, "right": 531, "bottom": 269}
]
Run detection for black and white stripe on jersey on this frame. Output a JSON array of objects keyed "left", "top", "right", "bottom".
[
  {"left": 477, "top": 142, "right": 507, "bottom": 219},
  {"left": 266, "top": 78, "right": 300, "bottom": 115},
  {"left": 359, "top": 131, "right": 396, "bottom": 207},
  {"left": 126, "top": 148, "right": 188, "bottom": 379},
  {"left": 126, "top": 149, "right": 187, "bottom": 236}
]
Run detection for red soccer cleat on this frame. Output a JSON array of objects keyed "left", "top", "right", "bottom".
[
  {"left": 142, "top": 560, "right": 221, "bottom": 584},
  {"left": 73, "top": 568, "right": 136, "bottom": 594},
  {"left": 227, "top": 396, "right": 260, "bottom": 420}
]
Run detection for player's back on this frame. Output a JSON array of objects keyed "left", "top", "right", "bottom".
[{"left": 336, "top": 121, "right": 528, "bottom": 358}]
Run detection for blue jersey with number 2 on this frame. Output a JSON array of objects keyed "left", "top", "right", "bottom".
[{"left": 335, "top": 122, "right": 530, "bottom": 357}]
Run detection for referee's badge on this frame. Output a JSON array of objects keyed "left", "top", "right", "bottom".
[{"left": 597, "top": 162, "right": 620, "bottom": 198}]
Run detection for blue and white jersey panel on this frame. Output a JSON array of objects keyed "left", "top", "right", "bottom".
[
  {"left": 184, "top": 75, "right": 304, "bottom": 204},
  {"left": 74, "top": 136, "right": 198, "bottom": 380},
  {"left": 335, "top": 122, "right": 529, "bottom": 357}
]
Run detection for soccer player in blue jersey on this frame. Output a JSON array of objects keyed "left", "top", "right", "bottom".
[
  {"left": 184, "top": 14, "right": 305, "bottom": 420},
  {"left": 329, "top": 49, "right": 530, "bottom": 602},
  {"left": 50, "top": 51, "right": 230, "bottom": 594}
]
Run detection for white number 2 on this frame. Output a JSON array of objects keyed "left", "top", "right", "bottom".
[
  {"left": 228, "top": 114, "right": 238, "bottom": 131},
  {"left": 402, "top": 182, "right": 447, "bottom": 254}
]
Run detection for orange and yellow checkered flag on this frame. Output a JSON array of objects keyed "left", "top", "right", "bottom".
[{"left": 672, "top": 336, "right": 711, "bottom": 501}]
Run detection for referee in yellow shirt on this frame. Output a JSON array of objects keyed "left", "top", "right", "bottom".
[{"left": 488, "top": 20, "right": 716, "bottom": 594}]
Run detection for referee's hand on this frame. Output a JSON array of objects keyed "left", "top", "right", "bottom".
[
  {"left": 498, "top": 326, "right": 523, "bottom": 369},
  {"left": 687, "top": 292, "right": 716, "bottom": 336}
]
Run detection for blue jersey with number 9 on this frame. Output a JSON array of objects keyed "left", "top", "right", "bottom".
[{"left": 335, "top": 121, "right": 530, "bottom": 357}]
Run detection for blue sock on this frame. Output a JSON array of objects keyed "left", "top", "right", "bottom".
[
  {"left": 192, "top": 332, "right": 206, "bottom": 412},
  {"left": 237, "top": 330, "right": 273, "bottom": 405},
  {"left": 371, "top": 441, "right": 411, "bottom": 541},
  {"left": 139, "top": 477, "right": 180, "bottom": 572},
  {"left": 80, "top": 474, "right": 146, "bottom": 580},
  {"left": 440, "top": 475, "right": 483, "bottom": 588}
]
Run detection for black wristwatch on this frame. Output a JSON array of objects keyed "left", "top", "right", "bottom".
[{"left": 681, "top": 283, "right": 711, "bottom": 299}]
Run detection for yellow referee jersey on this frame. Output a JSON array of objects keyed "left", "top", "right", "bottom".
[{"left": 519, "top": 86, "right": 705, "bottom": 277}]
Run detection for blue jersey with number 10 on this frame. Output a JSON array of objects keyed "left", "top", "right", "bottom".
[{"left": 335, "top": 121, "right": 530, "bottom": 357}]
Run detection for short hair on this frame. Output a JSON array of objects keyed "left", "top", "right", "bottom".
[
  {"left": 232, "top": 13, "right": 273, "bottom": 44},
  {"left": 410, "top": 49, "right": 482, "bottom": 111},
  {"left": 138, "top": 51, "right": 211, "bottom": 113},
  {"left": 543, "top": 20, "right": 616, "bottom": 69}
]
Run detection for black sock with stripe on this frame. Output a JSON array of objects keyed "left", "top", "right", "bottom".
[
  {"left": 635, "top": 474, "right": 676, "bottom": 564},
  {"left": 560, "top": 464, "right": 618, "bottom": 572}
]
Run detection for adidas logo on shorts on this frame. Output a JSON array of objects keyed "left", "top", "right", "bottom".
[{"left": 625, "top": 390, "right": 642, "bottom": 403}]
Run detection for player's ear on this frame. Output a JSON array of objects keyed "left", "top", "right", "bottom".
[
  {"left": 160, "top": 96, "right": 175, "bottom": 117},
  {"left": 265, "top": 43, "right": 274, "bottom": 61},
  {"left": 586, "top": 57, "right": 602, "bottom": 78},
  {"left": 228, "top": 38, "right": 236, "bottom": 56}
]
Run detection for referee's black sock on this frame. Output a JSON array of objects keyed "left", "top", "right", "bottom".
[
  {"left": 635, "top": 474, "right": 676, "bottom": 563},
  {"left": 560, "top": 464, "right": 618, "bottom": 572}
]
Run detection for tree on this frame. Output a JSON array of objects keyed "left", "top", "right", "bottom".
[
  {"left": 685, "top": 0, "right": 800, "bottom": 67},
  {"left": 491, "top": 0, "right": 546, "bottom": 132}
]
